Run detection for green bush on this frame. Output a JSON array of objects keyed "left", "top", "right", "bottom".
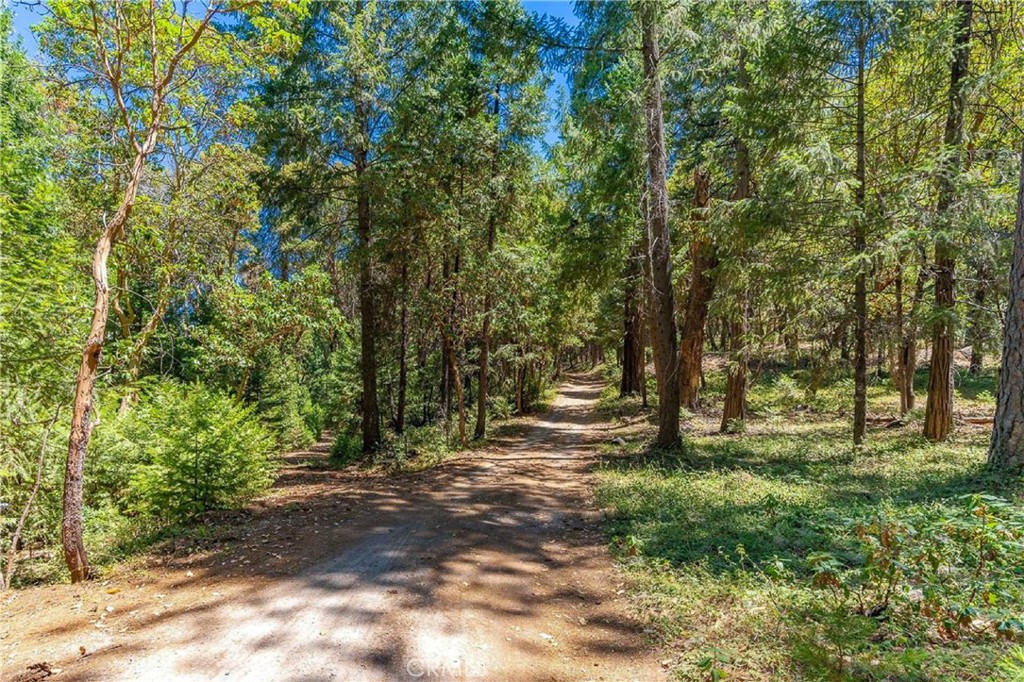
[
  {"left": 489, "top": 395, "right": 514, "bottom": 421},
  {"left": 92, "top": 380, "right": 276, "bottom": 522},
  {"left": 330, "top": 432, "right": 362, "bottom": 465},
  {"left": 794, "top": 495, "right": 1024, "bottom": 677}
]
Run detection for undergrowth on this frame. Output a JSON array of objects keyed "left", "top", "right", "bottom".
[{"left": 596, "top": 364, "right": 1021, "bottom": 681}]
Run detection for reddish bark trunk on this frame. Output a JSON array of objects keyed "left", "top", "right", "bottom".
[{"left": 678, "top": 169, "right": 716, "bottom": 411}]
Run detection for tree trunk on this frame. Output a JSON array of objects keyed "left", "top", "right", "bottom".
[
  {"left": 924, "top": 0, "right": 972, "bottom": 441},
  {"left": 4, "top": 407, "right": 60, "bottom": 590},
  {"left": 721, "top": 49, "right": 751, "bottom": 434},
  {"left": 989, "top": 142, "right": 1024, "bottom": 469},
  {"left": 897, "top": 249, "right": 928, "bottom": 412},
  {"left": 721, "top": 312, "right": 748, "bottom": 432},
  {"left": 893, "top": 257, "right": 909, "bottom": 414},
  {"left": 620, "top": 246, "right": 644, "bottom": 397},
  {"left": 396, "top": 260, "right": 409, "bottom": 434},
  {"left": 968, "top": 260, "right": 990, "bottom": 374},
  {"left": 63, "top": 137, "right": 154, "bottom": 583},
  {"left": 356, "top": 145, "right": 381, "bottom": 452},
  {"left": 640, "top": 1, "right": 680, "bottom": 447},
  {"left": 853, "top": 17, "right": 868, "bottom": 445},
  {"left": 474, "top": 88, "right": 502, "bottom": 440},
  {"left": 447, "top": 343, "right": 467, "bottom": 447},
  {"left": 678, "top": 168, "right": 717, "bottom": 411}
]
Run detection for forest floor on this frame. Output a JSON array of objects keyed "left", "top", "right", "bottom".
[
  {"left": 592, "top": 358, "right": 1019, "bottom": 681},
  {"left": 1, "top": 374, "right": 665, "bottom": 682}
]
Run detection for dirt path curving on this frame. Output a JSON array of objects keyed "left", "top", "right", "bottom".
[{"left": 2, "top": 374, "right": 663, "bottom": 682}]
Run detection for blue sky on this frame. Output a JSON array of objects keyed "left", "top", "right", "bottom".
[
  {"left": 522, "top": 1, "right": 578, "bottom": 147},
  {"left": 8, "top": 0, "right": 578, "bottom": 146}
]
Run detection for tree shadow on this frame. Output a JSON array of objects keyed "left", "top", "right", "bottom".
[
  {"left": 11, "top": 374, "right": 661, "bottom": 682},
  {"left": 597, "top": 424, "right": 1014, "bottom": 578}
]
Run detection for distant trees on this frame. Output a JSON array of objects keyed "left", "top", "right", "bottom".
[
  {"left": 259, "top": 0, "right": 548, "bottom": 454},
  {"left": 562, "top": 0, "right": 1021, "bottom": 448}
]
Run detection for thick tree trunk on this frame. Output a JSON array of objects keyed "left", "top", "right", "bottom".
[
  {"left": 640, "top": 2, "right": 680, "bottom": 447},
  {"left": 356, "top": 147, "right": 380, "bottom": 452},
  {"left": 853, "top": 19, "right": 868, "bottom": 445},
  {"left": 924, "top": 0, "right": 972, "bottom": 441},
  {"left": 989, "top": 142, "right": 1024, "bottom": 469},
  {"left": 678, "top": 169, "right": 717, "bottom": 411}
]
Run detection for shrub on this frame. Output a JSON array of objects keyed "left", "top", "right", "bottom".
[
  {"left": 793, "top": 495, "right": 1024, "bottom": 677},
  {"left": 92, "top": 380, "right": 276, "bottom": 522},
  {"left": 330, "top": 432, "right": 362, "bottom": 465},
  {"left": 489, "top": 395, "right": 514, "bottom": 421}
]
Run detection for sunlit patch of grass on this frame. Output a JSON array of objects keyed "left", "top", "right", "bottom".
[{"left": 595, "top": 364, "right": 1019, "bottom": 681}]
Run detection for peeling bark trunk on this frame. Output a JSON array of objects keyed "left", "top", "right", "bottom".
[{"left": 63, "top": 130, "right": 157, "bottom": 583}]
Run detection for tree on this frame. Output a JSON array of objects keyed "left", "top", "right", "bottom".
[
  {"left": 678, "top": 169, "right": 716, "bottom": 410},
  {"left": 639, "top": 0, "right": 680, "bottom": 448},
  {"left": 988, "top": 139, "right": 1024, "bottom": 470},
  {"left": 923, "top": 0, "right": 973, "bottom": 442},
  {"left": 39, "top": 0, "right": 290, "bottom": 582}
]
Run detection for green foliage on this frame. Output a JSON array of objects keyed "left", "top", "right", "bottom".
[
  {"left": 998, "top": 647, "right": 1024, "bottom": 682},
  {"left": 257, "top": 350, "right": 317, "bottom": 450},
  {"left": 0, "top": 11, "right": 86, "bottom": 588},
  {"left": 330, "top": 432, "right": 363, "bottom": 466},
  {"left": 597, "top": 365, "right": 1020, "bottom": 681},
  {"left": 92, "top": 381, "right": 275, "bottom": 522},
  {"left": 795, "top": 496, "right": 1024, "bottom": 679}
]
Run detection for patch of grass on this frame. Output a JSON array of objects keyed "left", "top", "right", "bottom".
[{"left": 595, "top": 364, "right": 1021, "bottom": 681}]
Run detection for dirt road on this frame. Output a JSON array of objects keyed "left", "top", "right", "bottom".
[{"left": 2, "top": 375, "right": 663, "bottom": 682}]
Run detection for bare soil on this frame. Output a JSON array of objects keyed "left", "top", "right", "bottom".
[{"left": 1, "top": 374, "right": 664, "bottom": 682}]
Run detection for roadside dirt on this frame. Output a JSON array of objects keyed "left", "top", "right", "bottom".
[{"left": 1, "top": 374, "right": 664, "bottom": 682}]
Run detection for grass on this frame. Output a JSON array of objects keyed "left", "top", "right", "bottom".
[{"left": 594, "top": 360, "right": 1023, "bottom": 681}]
